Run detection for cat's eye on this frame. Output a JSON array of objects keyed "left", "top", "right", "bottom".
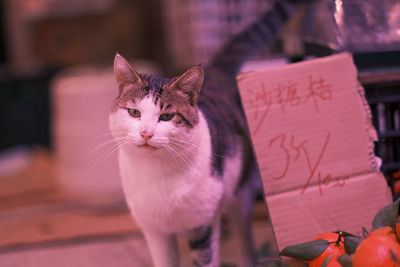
[
  {"left": 127, "top": 108, "right": 141, "bottom": 118},
  {"left": 159, "top": 113, "right": 175, "bottom": 121}
]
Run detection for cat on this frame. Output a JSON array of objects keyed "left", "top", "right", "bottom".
[{"left": 109, "top": 1, "right": 301, "bottom": 266}]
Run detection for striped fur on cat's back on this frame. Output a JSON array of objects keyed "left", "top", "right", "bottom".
[{"left": 109, "top": 1, "right": 302, "bottom": 266}]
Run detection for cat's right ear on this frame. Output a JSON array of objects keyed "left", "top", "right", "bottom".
[{"left": 114, "top": 53, "right": 143, "bottom": 95}]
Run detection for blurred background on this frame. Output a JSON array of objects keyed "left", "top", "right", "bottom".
[{"left": 0, "top": 0, "right": 399, "bottom": 266}]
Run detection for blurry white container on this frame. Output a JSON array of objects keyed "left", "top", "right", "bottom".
[{"left": 51, "top": 61, "right": 160, "bottom": 206}]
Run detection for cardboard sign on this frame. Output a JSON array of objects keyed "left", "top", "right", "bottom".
[{"left": 237, "top": 53, "right": 392, "bottom": 250}]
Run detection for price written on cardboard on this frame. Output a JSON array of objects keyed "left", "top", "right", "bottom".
[
  {"left": 246, "top": 75, "right": 348, "bottom": 195},
  {"left": 267, "top": 132, "right": 349, "bottom": 195},
  {"left": 237, "top": 59, "right": 364, "bottom": 197}
]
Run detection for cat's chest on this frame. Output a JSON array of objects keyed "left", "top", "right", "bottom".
[{"left": 118, "top": 151, "right": 223, "bottom": 232}]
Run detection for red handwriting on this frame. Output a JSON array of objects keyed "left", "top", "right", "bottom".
[
  {"left": 276, "top": 81, "right": 301, "bottom": 113},
  {"left": 247, "top": 75, "right": 333, "bottom": 135},
  {"left": 304, "top": 75, "right": 333, "bottom": 112},
  {"left": 317, "top": 173, "right": 349, "bottom": 196},
  {"left": 268, "top": 134, "right": 290, "bottom": 180},
  {"left": 300, "top": 132, "right": 330, "bottom": 194},
  {"left": 267, "top": 132, "right": 347, "bottom": 195},
  {"left": 248, "top": 81, "right": 272, "bottom": 135}
]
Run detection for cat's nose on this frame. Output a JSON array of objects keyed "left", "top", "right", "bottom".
[{"left": 140, "top": 131, "right": 154, "bottom": 141}]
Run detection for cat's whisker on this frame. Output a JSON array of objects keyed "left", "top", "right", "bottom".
[
  {"left": 162, "top": 146, "right": 185, "bottom": 169},
  {"left": 168, "top": 137, "right": 198, "bottom": 149},
  {"left": 166, "top": 141, "right": 197, "bottom": 159},
  {"left": 89, "top": 131, "right": 129, "bottom": 139},
  {"left": 164, "top": 143, "right": 189, "bottom": 163},
  {"left": 168, "top": 137, "right": 224, "bottom": 158},
  {"left": 165, "top": 138, "right": 211, "bottom": 165},
  {"left": 168, "top": 137, "right": 199, "bottom": 150},
  {"left": 168, "top": 140, "right": 196, "bottom": 153},
  {"left": 162, "top": 145, "right": 186, "bottom": 169},
  {"left": 87, "top": 136, "right": 128, "bottom": 156},
  {"left": 163, "top": 144, "right": 193, "bottom": 168},
  {"left": 102, "top": 139, "right": 130, "bottom": 161},
  {"left": 93, "top": 144, "right": 120, "bottom": 166},
  {"left": 116, "top": 139, "right": 132, "bottom": 151},
  {"left": 170, "top": 143, "right": 204, "bottom": 168},
  {"left": 169, "top": 139, "right": 223, "bottom": 163},
  {"left": 169, "top": 142, "right": 197, "bottom": 152},
  {"left": 94, "top": 138, "right": 130, "bottom": 166}
]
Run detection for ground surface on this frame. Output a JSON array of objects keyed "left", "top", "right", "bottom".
[{"left": 0, "top": 149, "right": 279, "bottom": 267}]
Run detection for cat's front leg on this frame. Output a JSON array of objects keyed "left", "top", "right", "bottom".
[
  {"left": 142, "top": 229, "right": 180, "bottom": 267},
  {"left": 187, "top": 213, "right": 221, "bottom": 267}
]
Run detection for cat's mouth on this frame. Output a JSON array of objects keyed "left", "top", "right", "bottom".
[{"left": 138, "top": 143, "right": 158, "bottom": 150}]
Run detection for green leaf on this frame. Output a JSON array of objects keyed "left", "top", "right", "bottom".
[
  {"left": 279, "top": 239, "right": 330, "bottom": 261},
  {"left": 343, "top": 236, "right": 362, "bottom": 254},
  {"left": 321, "top": 255, "right": 333, "bottom": 267},
  {"left": 372, "top": 199, "right": 400, "bottom": 231},
  {"left": 337, "top": 254, "right": 353, "bottom": 267},
  {"left": 361, "top": 227, "right": 369, "bottom": 238}
]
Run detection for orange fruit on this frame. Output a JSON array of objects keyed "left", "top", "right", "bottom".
[
  {"left": 394, "top": 180, "right": 400, "bottom": 195},
  {"left": 308, "top": 232, "right": 345, "bottom": 267},
  {"left": 353, "top": 227, "right": 400, "bottom": 267},
  {"left": 370, "top": 226, "right": 398, "bottom": 242}
]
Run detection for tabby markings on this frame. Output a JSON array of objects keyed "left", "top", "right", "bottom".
[{"left": 189, "top": 226, "right": 213, "bottom": 266}]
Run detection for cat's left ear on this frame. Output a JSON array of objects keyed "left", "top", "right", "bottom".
[{"left": 168, "top": 66, "right": 204, "bottom": 106}]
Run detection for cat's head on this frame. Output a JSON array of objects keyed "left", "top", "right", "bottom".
[{"left": 109, "top": 53, "right": 204, "bottom": 154}]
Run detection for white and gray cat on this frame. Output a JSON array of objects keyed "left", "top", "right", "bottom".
[{"left": 109, "top": 1, "right": 301, "bottom": 266}]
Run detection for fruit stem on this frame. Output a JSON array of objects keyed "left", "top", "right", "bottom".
[{"left": 335, "top": 231, "right": 343, "bottom": 246}]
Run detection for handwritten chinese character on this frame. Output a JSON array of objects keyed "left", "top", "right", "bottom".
[
  {"left": 248, "top": 81, "right": 272, "bottom": 135},
  {"left": 304, "top": 75, "right": 333, "bottom": 111},
  {"left": 275, "top": 81, "right": 301, "bottom": 113}
]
